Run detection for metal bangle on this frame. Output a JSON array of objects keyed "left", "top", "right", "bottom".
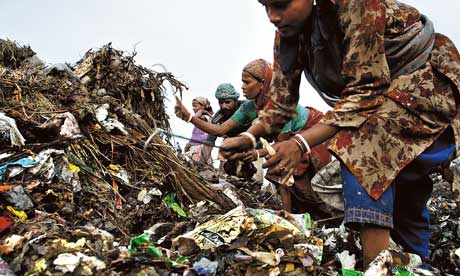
[
  {"left": 186, "top": 114, "right": 193, "bottom": 123},
  {"left": 294, "top": 134, "right": 311, "bottom": 153},
  {"left": 240, "top": 132, "right": 257, "bottom": 149},
  {"left": 291, "top": 137, "right": 306, "bottom": 153}
]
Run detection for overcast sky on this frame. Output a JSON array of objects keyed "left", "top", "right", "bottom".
[{"left": 1, "top": 0, "right": 459, "bottom": 148}]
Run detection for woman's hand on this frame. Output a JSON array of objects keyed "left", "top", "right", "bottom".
[
  {"left": 241, "top": 148, "right": 269, "bottom": 162},
  {"left": 263, "top": 140, "right": 305, "bottom": 176},
  {"left": 174, "top": 96, "right": 191, "bottom": 121},
  {"left": 219, "top": 135, "right": 254, "bottom": 160}
]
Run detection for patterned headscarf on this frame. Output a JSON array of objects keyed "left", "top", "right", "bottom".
[
  {"left": 215, "top": 83, "right": 240, "bottom": 100},
  {"left": 242, "top": 59, "right": 273, "bottom": 110},
  {"left": 193, "top": 96, "right": 213, "bottom": 115}
]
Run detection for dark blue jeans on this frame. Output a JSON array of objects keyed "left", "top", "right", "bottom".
[{"left": 342, "top": 128, "right": 455, "bottom": 262}]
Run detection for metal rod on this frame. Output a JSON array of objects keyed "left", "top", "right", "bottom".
[
  {"left": 169, "top": 133, "right": 223, "bottom": 149},
  {"left": 144, "top": 128, "right": 223, "bottom": 150}
]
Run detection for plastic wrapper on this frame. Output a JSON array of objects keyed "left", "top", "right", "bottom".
[
  {"left": 44, "top": 63, "right": 76, "bottom": 77},
  {"left": 294, "top": 237, "right": 324, "bottom": 268},
  {"left": 129, "top": 231, "right": 163, "bottom": 258},
  {"left": 246, "top": 208, "right": 303, "bottom": 237},
  {"left": 239, "top": 247, "right": 284, "bottom": 266},
  {"left": 108, "top": 164, "right": 130, "bottom": 184},
  {"left": 192, "top": 257, "right": 218, "bottom": 276},
  {"left": 342, "top": 269, "right": 363, "bottom": 276},
  {"left": 6, "top": 206, "right": 27, "bottom": 222},
  {"left": 285, "top": 212, "right": 312, "bottom": 236},
  {"left": 60, "top": 163, "right": 82, "bottom": 192},
  {"left": 162, "top": 193, "right": 187, "bottom": 218},
  {"left": 0, "top": 216, "right": 12, "bottom": 233},
  {"left": 53, "top": 252, "right": 106, "bottom": 275}
]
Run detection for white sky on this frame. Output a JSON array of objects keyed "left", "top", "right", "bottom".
[{"left": 1, "top": 0, "right": 460, "bottom": 148}]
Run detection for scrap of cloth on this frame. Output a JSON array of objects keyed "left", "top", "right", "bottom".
[{"left": 253, "top": 0, "right": 460, "bottom": 200}]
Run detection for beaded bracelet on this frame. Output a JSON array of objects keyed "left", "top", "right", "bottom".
[{"left": 240, "top": 132, "right": 257, "bottom": 149}]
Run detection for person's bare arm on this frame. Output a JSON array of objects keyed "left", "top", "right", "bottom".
[
  {"left": 175, "top": 96, "right": 238, "bottom": 136},
  {"left": 263, "top": 123, "right": 339, "bottom": 175},
  {"left": 190, "top": 116, "right": 238, "bottom": 136},
  {"left": 298, "top": 123, "right": 339, "bottom": 148}
]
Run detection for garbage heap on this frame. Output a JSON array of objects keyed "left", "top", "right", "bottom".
[
  {"left": 1, "top": 39, "right": 459, "bottom": 276},
  {"left": 0, "top": 39, "right": 236, "bottom": 275}
]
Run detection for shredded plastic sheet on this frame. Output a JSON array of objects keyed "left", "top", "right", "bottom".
[
  {"left": 0, "top": 158, "right": 38, "bottom": 181},
  {"left": 0, "top": 112, "right": 26, "bottom": 147},
  {"left": 0, "top": 149, "right": 64, "bottom": 181},
  {"left": 39, "top": 112, "right": 82, "bottom": 139}
]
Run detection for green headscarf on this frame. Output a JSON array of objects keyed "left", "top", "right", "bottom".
[{"left": 215, "top": 83, "right": 240, "bottom": 100}]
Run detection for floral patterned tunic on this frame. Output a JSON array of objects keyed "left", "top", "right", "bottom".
[{"left": 254, "top": 0, "right": 460, "bottom": 200}]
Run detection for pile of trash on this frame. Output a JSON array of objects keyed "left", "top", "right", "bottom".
[
  {"left": 0, "top": 39, "right": 236, "bottom": 275},
  {"left": 1, "top": 39, "right": 460, "bottom": 276},
  {"left": 428, "top": 178, "right": 460, "bottom": 275}
]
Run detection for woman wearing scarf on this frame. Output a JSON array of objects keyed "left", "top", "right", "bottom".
[
  {"left": 221, "top": 0, "right": 460, "bottom": 268},
  {"left": 184, "top": 97, "right": 213, "bottom": 163},
  {"left": 176, "top": 59, "right": 331, "bottom": 213},
  {"left": 237, "top": 59, "right": 331, "bottom": 215}
]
